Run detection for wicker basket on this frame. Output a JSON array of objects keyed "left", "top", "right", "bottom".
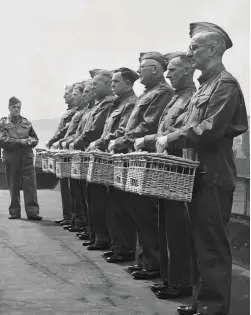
[
  {"left": 55, "top": 151, "right": 73, "bottom": 179},
  {"left": 112, "top": 154, "right": 130, "bottom": 190},
  {"left": 35, "top": 148, "right": 46, "bottom": 169},
  {"left": 47, "top": 150, "right": 57, "bottom": 174},
  {"left": 87, "top": 151, "right": 114, "bottom": 186},
  {"left": 125, "top": 152, "right": 199, "bottom": 202},
  {"left": 71, "top": 151, "right": 90, "bottom": 180},
  {"left": 41, "top": 151, "right": 50, "bottom": 173}
]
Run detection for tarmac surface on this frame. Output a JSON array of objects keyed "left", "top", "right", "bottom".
[{"left": 0, "top": 189, "right": 249, "bottom": 315}]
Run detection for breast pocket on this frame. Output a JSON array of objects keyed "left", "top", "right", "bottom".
[
  {"left": 194, "top": 93, "right": 210, "bottom": 120},
  {"left": 18, "top": 122, "right": 31, "bottom": 138}
]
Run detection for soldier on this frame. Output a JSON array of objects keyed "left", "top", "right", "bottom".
[
  {"left": 72, "top": 70, "right": 114, "bottom": 249},
  {"left": 156, "top": 22, "right": 248, "bottom": 315},
  {"left": 46, "top": 84, "right": 77, "bottom": 226},
  {"left": 56, "top": 82, "right": 89, "bottom": 233},
  {"left": 109, "top": 52, "right": 173, "bottom": 279},
  {"left": 135, "top": 52, "right": 196, "bottom": 299},
  {"left": 0, "top": 97, "right": 41, "bottom": 220},
  {"left": 87, "top": 67, "right": 138, "bottom": 261}
]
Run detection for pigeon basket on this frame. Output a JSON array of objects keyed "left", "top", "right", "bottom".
[
  {"left": 112, "top": 154, "right": 130, "bottom": 191},
  {"left": 35, "top": 148, "right": 46, "bottom": 169},
  {"left": 125, "top": 152, "right": 199, "bottom": 202},
  {"left": 71, "top": 151, "right": 90, "bottom": 180},
  {"left": 41, "top": 151, "right": 50, "bottom": 173},
  {"left": 87, "top": 151, "right": 114, "bottom": 186},
  {"left": 47, "top": 150, "right": 58, "bottom": 174},
  {"left": 55, "top": 151, "right": 73, "bottom": 179}
]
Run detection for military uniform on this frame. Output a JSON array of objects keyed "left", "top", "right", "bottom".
[
  {"left": 48, "top": 106, "right": 77, "bottom": 222},
  {"left": 0, "top": 115, "right": 40, "bottom": 218},
  {"left": 112, "top": 77, "right": 173, "bottom": 271},
  {"left": 74, "top": 95, "right": 114, "bottom": 247},
  {"left": 165, "top": 64, "right": 248, "bottom": 314},
  {"left": 144, "top": 82, "right": 196, "bottom": 291}
]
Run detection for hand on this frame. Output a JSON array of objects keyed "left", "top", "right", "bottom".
[
  {"left": 134, "top": 137, "right": 145, "bottom": 151},
  {"left": 20, "top": 139, "right": 29, "bottom": 146},
  {"left": 69, "top": 142, "right": 75, "bottom": 151},
  {"left": 88, "top": 141, "right": 96, "bottom": 152},
  {"left": 108, "top": 140, "right": 116, "bottom": 152},
  {"left": 156, "top": 136, "right": 168, "bottom": 153},
  {"left": 52, "top": 141, "right": 60, "bottom": 150},
  {"left": 61, "top": 141, "right": 67, "bottom": 149}
]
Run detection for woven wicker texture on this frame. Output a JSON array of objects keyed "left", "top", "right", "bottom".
[
  {"left": 54, "top": 151, "right": 73, "bottom": 179},
  {"left": 34, "top": 148, "right": 46, "bottom": 169},
  {"left": 125, "top": 152, "right": 199, "bottom": 202},
  {"left": 87, "top": 151, "right": 114, "bottom": 186},
  {"left": 71, "top": 151, "right": 90, "bottom": 180},
  {"left": 112, "top": 154, "right": 130, "bottom": 191}
]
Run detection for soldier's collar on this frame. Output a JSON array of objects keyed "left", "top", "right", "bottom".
[
  {"left": 174, "top": 83, "right": 196, "bottom": 94},
  {"left": 144, "top": 76, "right": 166, "bottom": 91},
  {"left": 113, "top": 90, "right": 135, "bottom": 104},
  {"left": 198, "top": 63, "right": 225, "bottom": 84}
]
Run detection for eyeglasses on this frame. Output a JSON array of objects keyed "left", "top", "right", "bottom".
[{"left": 188, "top": 44, "right": 212, "bottom": 52}]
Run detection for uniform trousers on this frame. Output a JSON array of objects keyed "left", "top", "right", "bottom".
[
  {"left": 69, "top": 178, "right": 86, "bottom": 228},
  {"left": 88, "top": 183, "right": 111, "bottom": 246},
  {"left": 59, "top": 178, "right": 72, "bottom": 221},
  {"left": 158, "top": 199, "right": 192, "bottom": 287},
  {"left": 3, "top": 149, "right": 39, "bottom": 218},
  {"left": 189, "top": 174, "right": 233, "bottom": 315}
]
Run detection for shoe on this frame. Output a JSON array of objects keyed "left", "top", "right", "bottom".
[
  {"left": 76, "top": 232, "right": 83, "bottom": 237},
  {"left": 68, "top": 227, "right": 85, "bottom": 233},
  {"left": 63, "top": 225, "right": 72, "bottom": 230},
  {"left": 8, "top": 215, "right": 21, "bottom": 219},
  {"left": 126, "top": 265, "right": 143, "bottom": 273},
  {"left": 155, "top": 286, "right": 192, "bottom": 299},
  {"left": 132, "top": 269, "right": 160, "bottom": 280},
  {"left": 78, "top": 233, "right": 90, "bottom": 240},
  {"left": 87, "top": 244, "right": 110, "bottom": 251},
  {"left": 82, "top": 240, "right": 94, "bottom": 247},
  {"left": 150, "top": 283, "right": 169, "bottom": 293},
  {"left": 55, "top": 219, "right": 64, "bottom": 224},
  {"left": 177, "top": 305, "right": 197, "bottom": 315},
  {"left": 28, "top": 215, "right": 42, "bottom": 221},
  {"left": 103, "top": 250, "right": 114, "bottom": 258},
  {"left": 106, "top": 253, "right": 135, "bottom": 263},
  {"left": 60, "top": 220, "right": 70, "bottom": 226}
]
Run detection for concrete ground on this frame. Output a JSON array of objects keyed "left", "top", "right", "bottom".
[{"left": 0, "top": 190, "right": 249, "bottom": 315}]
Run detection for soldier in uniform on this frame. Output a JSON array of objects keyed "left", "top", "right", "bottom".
[
  {"left": 135, "top": 52, "right": 196, "bottom": 299},
  {"left": 87, "top": 67, "right": 138, "bottom": 261},
  {"left": 109, "top": 52, "right": 173, "bottom": 279},
  {"left": 0, "top": 97, "right": 42, "bottom": 220},
  {"left": 46, "top": 84, "right": 77, "bottom": 226},
  {"left": 72, "top": 70, "right": 114, "bottom": 249},
  {"left": 156, "top": 23, "right": 248, "bottom": 315}
]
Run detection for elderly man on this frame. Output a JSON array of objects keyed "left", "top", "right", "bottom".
[
  {"left": 135, "top": 51, "right": 196, "bottom": 299},
  {"left": 156, "top": 23, "right": 248, "bottom": 315},
  {"left": 73, "top": 70, "right": 114, "bottom": 250},
  {"left": 109, "top": 52, "right": 173, "bottom": 279},
  {"left": 56, "top": 82, "right": 89, "bottom": 233},
  {"left": 0, "top": 97, "right": 41, "bottom": 220},
  {"left": 88, "top": 67, "right": 138, "bottom": 262},
  {"left": 46, "top": 84, "right": 77, "bottom": 226}
]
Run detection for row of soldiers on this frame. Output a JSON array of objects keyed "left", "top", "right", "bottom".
[{"left": 41, "top": 22, "right": 248, "bottom": 315}]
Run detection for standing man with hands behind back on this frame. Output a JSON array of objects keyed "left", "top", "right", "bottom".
[{"left": 0, "top": 97, "right": 42, "bottom": 220}]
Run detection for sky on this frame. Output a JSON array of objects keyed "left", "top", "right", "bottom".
[{"left": 0, "top": 0, "right": 249, "bottom": 120}]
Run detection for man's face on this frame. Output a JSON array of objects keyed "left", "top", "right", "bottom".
[
  {"left": 9, "top": 103, "right": 21, "bottom": 117},
  {"left": 137, "top": 59, "right": 155, "bottom": 85},
  {"left": 111, "top": 72, "right": 129, "bottom": 96},
  {"left": 83, "top": 84, "right": 95, "bottom": 103},
  {"left": 63, "top": 88, "right": 73, "bottom": 104},
  {"left": 166, "top": 57, "right": 186, "bottom": 89},
  {"left": 187, "top": 33, "right": 211, "bottom": 70},
  {"left": 92, "top": 74, "right": 109, "bottom": 98},
  {"left": 71, "top": 88, "right": 83, "bottom": 107}
]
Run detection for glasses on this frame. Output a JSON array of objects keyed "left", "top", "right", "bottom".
[{"left": 188, "top": 44, "right": 212, "bottom": 52}]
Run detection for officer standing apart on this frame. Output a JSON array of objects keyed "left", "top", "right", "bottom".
[
  {"left": 0, "top": 97, "right": 42, "bottom": 220},
  {"left": 156, "top": 22, "right": 248, "bottom": 315}
]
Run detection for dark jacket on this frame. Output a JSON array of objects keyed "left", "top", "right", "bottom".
[
  {"left": 113, "top": 78, "right": 174, "bottom": 152},
  {"left": 165, "top": 64, "right": 249, "bottom": 189},
  {"left": 95, "top": 91, "right": 138, "bottom": 151}
]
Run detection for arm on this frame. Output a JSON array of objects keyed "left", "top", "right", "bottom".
[{"left": 28, "top": 125, "right": 39, "bottom": 148}]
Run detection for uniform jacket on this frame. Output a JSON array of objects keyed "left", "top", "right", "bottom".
[
  {"left": 95, "top": 91, "right": 138, "bottom": 151},
  {"left": 0, "top": 115, "right": 38, "bottom": 152},
  {"left": 48, "top": 106, "right": 77, "bottom": 146},
  {"left": 113, "top": 78, "right": 173, "bottom": 152},
  {"left": 144, "top": 84, "right": 196, "bottom": 151},
  {"left": 166, "top": 64, "right": 248, "bottom": 189},
  {"left": 74, "top": 95, "right": 114, "bottom": 150}
]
